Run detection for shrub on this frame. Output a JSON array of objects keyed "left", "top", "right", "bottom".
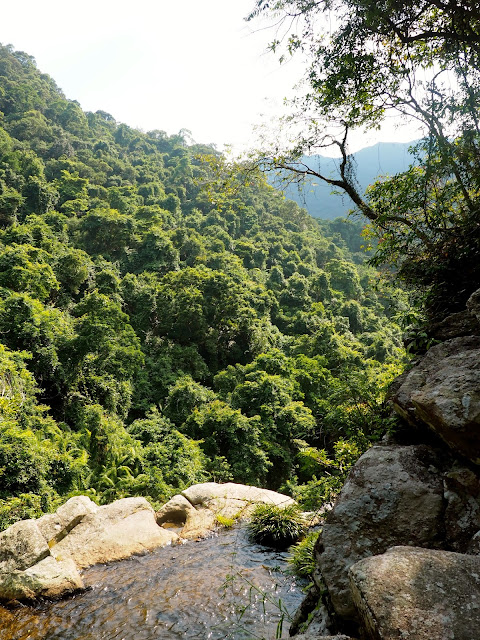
[
  {"left": 287, "top": 530, "right": 320, "bottom": 578},
  {"left": 247, "top": 504, "right": 306, "bottom": 549}
]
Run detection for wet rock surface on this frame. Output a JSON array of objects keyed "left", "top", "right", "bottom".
[
  {"left": 0, "top": 527, "right": 304, "bottom": 640},
  {"left": 0, "top": 483, "right": 296, "bottom": 604}
]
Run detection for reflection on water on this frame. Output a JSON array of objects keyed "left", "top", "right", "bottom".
[{"left": 0, "top": 527, "right": 305, "bottom": 640}]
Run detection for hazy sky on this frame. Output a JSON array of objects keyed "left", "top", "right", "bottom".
[{"left": 0, "top": 1, "right": 419, "bottom": 153}]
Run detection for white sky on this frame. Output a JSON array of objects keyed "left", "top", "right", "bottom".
[{"left": 0, "top": 0, "right": 420, "bottom": 153}]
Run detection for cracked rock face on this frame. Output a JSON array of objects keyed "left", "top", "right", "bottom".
[
  {"left": 349, "top": 546, "right": 480, "bottom": 640},
  {"left": 392, "top": 336, "right": 480, "bottom": 465},
  {"left": 316, "top": 445, "right": 445, "bottom": 622},
  {"left": 51, "top": 497, "right": 178, "bottom": 569}
]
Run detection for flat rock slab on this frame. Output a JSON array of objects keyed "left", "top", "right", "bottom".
[
  {"left": 52, "top": 497, "right": 177, "bottom": 568},
  {"left": 349, "top": 546, "right": 480, "bottom": 640}
]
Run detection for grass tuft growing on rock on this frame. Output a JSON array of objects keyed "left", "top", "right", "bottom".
[
  {"left": 247, "top": 504, "right": 306, "bottom": 549},
  {"left": 287, "top": 529, "right": 320, "bottom": 578}
]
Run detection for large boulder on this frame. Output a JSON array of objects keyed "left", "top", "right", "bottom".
[
  {"left": 155, "top": 482, "right": 296, "bottom": 540},
  {"left": 430, "top": 309, "right": 480, "bottom": 341},
  {"left": 155, "top": 494, "right": 196, "bottom": 527},
  {"left": 37, "top": 495, "right": 98, "bottom": 544},
  {"left": 392, "top": 336, "right": 480, "bottom": 465},
  {"left": 349, "top": 546, "right": 480, "bottom": 639},
  {"left": 0, "top": 519, "right": 50, "bottom": 573},
  {"left": 443, "top": 465, "right": 480, "bottom": 552},
  {"left": 0, "top": 557, "right": 83, "bottom": 602},
  {"left": 181, "top": 482, "right": 295, "bottom": 508},
  {"left": 0, "top": 519, "right": 84, "bottom": 602},
  {"left": 467, "top": 287, "right": 480, "bottom": 324},
  {"left": 316, "top": 445, "right": 444, "bottom": 622},
  {"left": 51, "top": 497, "right": 177, "bottom": 568}
]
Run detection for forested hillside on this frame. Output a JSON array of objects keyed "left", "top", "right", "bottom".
[{"left": 0, "top": 43, "right": 407, "bottom": 528}]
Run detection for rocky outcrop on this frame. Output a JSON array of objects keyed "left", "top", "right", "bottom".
[
  {"left": 430, "top": 309, "right": 480, "bottom": 341},
  {"left": 0, "top": 519, "right": 83, "bottom": 602},
  {"left": 294, "top": 288, "right": 480, "bottom": 638},
  {"left": 157, "top": 482, "right": 295, "bottom": 539},
  {"left": 0, "top": 482, "right": 295, "bottom": 603},
  {"left": 443, "top": 464, "right": 480, "bottom": 551},
  {"left": 51, "top": 497, "right": 177, "bottom": 569},
  {"left": 155, "top": 494, "right": 196, "bottom": 527},
  {"left": 349, "top": 546, "right": 480, "bottom": 640},
  {"left": 316, "top": 444, "right": 445, "bottom": 622},
  {"left": 0, "top": 557, "right": 83, "bottom": 602},
  {"left": 37, "top": 495, "right": 98, "bottom": 545},
  {"left": 392, "top": 336, "right": 480, "bottom": 465},
  {"left": 181, "top": 482, "right": 295, "bottom": 507}
]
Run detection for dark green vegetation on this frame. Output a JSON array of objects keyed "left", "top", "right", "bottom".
[
  {"left": 288, "top": 530, "right": 321, "bottom": 578},
  {"left": 0, "top": 44, "right": 406, "bottom": 528},
  {"left": 251, "top": 0, "right": 480, "bottom": 325},
  {"left": 248, "top": 504, "right": 306, "bottom": 549}
]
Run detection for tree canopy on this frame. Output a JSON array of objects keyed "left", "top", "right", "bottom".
[
  {"left": 0, "top": 42, "right": 407, "bottom": 528},
  {"left": 249, "top": 0, "right": 480, "bottom": 319}
]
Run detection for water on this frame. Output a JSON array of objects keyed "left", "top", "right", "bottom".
[{"left": 0, "top": 527, "right": 305, "bottom": 640}]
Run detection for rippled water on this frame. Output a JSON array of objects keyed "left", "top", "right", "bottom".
[{"left": 0, "top": 527, "right": 305, "bottom": 640}]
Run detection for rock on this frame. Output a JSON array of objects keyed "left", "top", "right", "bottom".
[
  {"left": 51, "top": 497, "right": 177, "bottom": 568},
  {"left": 467, "top": 287, "right": 480, "bottom": 323},
  {"left": 170, "top": 482, "right": 296, "bottom": 539},
  {"left": 0, "top": 520, "right": 50, "bottom": 573},
  {"left": 180, "top": 509, "right": 217, "bottom": 540},
  {"left": 392, "top": 336, "right": 480, "bottom": 465},
  {"left": 443, "top": 465, "right": 480, "bottom": 551},
  {"left": 349, "top": 546, "right": 480, "bottom": 640},
  {"left": 156, "top": 494, "right": 196, "bottom": 527},
  {"left": 182, "top": 482, "right": 295, "bottom": 508},
  {"left": 0, "top": 557, "right": 83, "bottom": 602},
  {"left": 289, "top": 583, "right": 333, "bottom": 637},
  {"left": 467, "top": 530, "right": 480, "bottom": 555},
  {"left": 316, "top": 445, "right": 444, "bottom": 622},
  {"left": 37, "top": 495, "right": 98, "bottom": 544},
  {"left": 271, "top": 636, "right": 354, "bottom": 640},
  {"left": 430, "top": 309, "right": 480, "bottom": 341}
]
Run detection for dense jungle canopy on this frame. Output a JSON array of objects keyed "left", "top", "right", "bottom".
[{"left": 0, "top": 42, "right": 412, "bottom": 526}]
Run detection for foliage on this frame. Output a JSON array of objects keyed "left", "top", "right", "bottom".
[
  {"left": 249, "top": 0, "right": 480, "bottom": 322},
  {"left": 0, "top": 42, "right": 408, "bottom": 528},
  {"left": 287, "top": 529, "right": 320, "bottom": 579},
  {"left": 248, "top": 504, "right": 307, "bottom": 548}
]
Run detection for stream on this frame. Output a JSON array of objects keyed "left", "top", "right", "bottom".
[{"left": 0, "top": 526, "right": 305, "bottom": 640}]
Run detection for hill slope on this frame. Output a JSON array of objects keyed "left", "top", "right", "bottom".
[
  {"left": 279, "top": 142, "right": 417, "bottom": 219},
  {"left": 0, "top": 44, "right": 407, "bottom": 526}
]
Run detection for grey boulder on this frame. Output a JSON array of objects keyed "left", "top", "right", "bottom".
[
  {"left": 316, "top": 445, "right": 444, "bottom": 622},
  {"left": 349, "top": 546, "right": 480, "bottom": 640},
  {"left": 392, "top": 336, "right": 480, "bottom": 465},
  {"left": 51, "top": 497, "right": 177, "bottom": 569}
]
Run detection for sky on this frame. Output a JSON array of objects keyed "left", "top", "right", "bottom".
[{"left": 0, "top": 0, "right": 420, "bottom": 154}]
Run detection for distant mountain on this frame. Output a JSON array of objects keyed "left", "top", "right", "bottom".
[{"left": 277, "top": 141, "right": 418, "bottom": 219}]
